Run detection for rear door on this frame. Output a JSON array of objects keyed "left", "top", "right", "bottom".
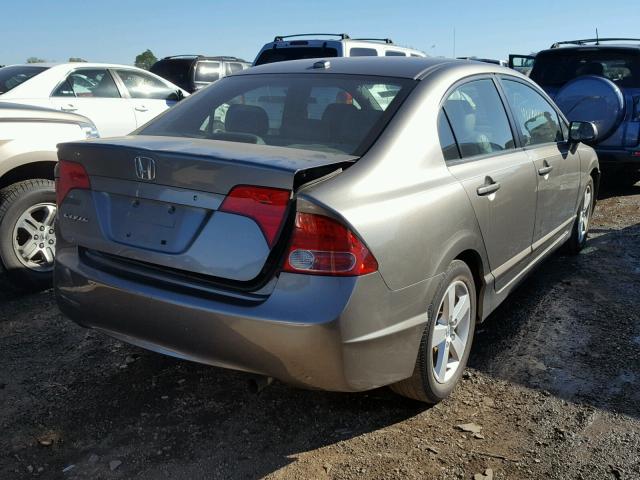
[
  {"left": 499, "top": 77, "right": 581, "bottom": 251},
  {"left": 441, "top": 77, "right": 537, "bottom": 291},
  {"left": 112, "top": 69, "right": 180, "bottom": 127},
  {"left": 49, "top": 68, "right": 136, "bottom": 137}
]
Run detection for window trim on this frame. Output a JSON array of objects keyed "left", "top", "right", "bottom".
[
  {"left": 50, "top": 67, "right": 124, "bottom": 99},
  {"left": 438, "top": 74, "right": 521, "bottom": 164},
  {"left": 495, "top": 74, "right": 571, "bottom": 149}
]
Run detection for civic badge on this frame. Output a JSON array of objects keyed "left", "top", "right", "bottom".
[{"left": 134, "top": 156, "right": 156, "bottom": 181}]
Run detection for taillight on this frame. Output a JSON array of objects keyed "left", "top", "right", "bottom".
[
  {"left": 219, "top": 185, "right": 290, "bottom": 247},
  {"left": 56, "top": 160, "right": 90, "bottom": 205},
  {"left": 283, "top": 212, "right": 378, "bottom": 276}
]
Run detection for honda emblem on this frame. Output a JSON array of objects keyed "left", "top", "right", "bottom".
[{"left": 134, "top": 156, "right": 156, "bottom": 181}]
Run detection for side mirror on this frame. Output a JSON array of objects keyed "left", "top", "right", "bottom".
[
  {"left": 169, "top": 89, "right": 185, "bottom": 102},
  {"left": 569, "top": 121, "right": 598, "bottom": 145}
]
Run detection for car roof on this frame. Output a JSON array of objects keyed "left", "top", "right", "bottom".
[
  {"left": 5, "top": 62, "right": 158, "bottom": 70},
  {"left": 540, "top": 44, "right": 640, "bottom": 55},
  {"left": 233, "top": 56, "right": 515, "bottom": 80},
  {"left": 157, "top": 55, "right": 249, "bottom": 63}
]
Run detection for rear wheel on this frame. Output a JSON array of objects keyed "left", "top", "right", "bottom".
[
  {"left": 566, "top": 177, "right": 594, "bottom": 254},
  {"left": 390, "top": 260, "right": 476, "bottom": 403},
  {"left": 0, "top": 179, "right": 57, "bottom": 292}
]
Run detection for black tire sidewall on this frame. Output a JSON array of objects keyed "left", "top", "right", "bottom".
[
  {"left": 0, "top": 180, "right": 56, "bottom": 290},
  {"left": 420, "top": 260, "right": 476, "bottom": 401}
]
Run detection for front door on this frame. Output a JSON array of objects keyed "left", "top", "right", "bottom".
[
  {"left": 499, "top": 78, "right": 581, "bottom": 251},
  {"left": 112, "top": 69, "right": 179, "bottom": 128},
  {"left": 441, "top": 78, "right": 538, "bottom": 291}
]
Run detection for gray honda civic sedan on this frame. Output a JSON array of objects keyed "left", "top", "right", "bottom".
[{"left": 55, "top": 57, "right": 599, "bottom": 403}]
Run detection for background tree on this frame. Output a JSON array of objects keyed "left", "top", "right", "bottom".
[
  {"left": 68, "top": 57, "right": 87, "bottom": 62},
  {"left": 134, "top": 49, "right": 157, "bottom": 70},
  {"left": 26, "top": 57, "right": 46, "bottom": 63}
]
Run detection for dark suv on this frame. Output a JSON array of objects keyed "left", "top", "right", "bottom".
[
  {"left": 150, "top": 55, "right": 250, "bottom": 93},
  {"left": 530, "top": 38, "right": 640, "bottom": 183}
]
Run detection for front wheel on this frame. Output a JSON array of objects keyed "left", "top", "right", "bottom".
[
  {"left": 390, "top": 260, "right": 476, "bottom": 403},
  {"left": 566, "top": 177, "right": 595, "bottom": 254},
  {"left": 0, "top": 179, "right": 57, "bottom": 292}
]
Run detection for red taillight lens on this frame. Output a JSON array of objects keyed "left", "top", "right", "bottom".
[
  {"left": 56, "top": 160, "right": 90, "bottom": 205},
  {"left": 283, "top": 212, "right": 378, "bottom": 276},
  {"left": 219, "top": 185, "right": 290, "bottom": 247}
]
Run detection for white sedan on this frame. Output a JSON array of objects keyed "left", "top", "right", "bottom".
[{"left": 0, "top": 63, "right": 189, "bottom": 137}]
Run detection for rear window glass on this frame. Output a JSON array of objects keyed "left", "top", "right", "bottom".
[
  {"left": 0, "top": 65, "right": 49, "bottom": 94},
  {"left": 140, "top": 74, "right": 414, "bottom": 155},
  {"left": 385, "top": 51, "right": 406, "bottom": 57},
  {"left": 531, "top": 50, "right": 640, "bottom": 87},
  {"left": 255, "top": 47, "right": 338, "bottom": 66}
]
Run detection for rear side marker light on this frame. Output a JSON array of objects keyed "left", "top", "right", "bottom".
[
  {"left": 219, "top": 185, "right": 290, "bottom": 247},
  {"left": 56, "top": 160, "right": 90, "bottom": 205},
  {"left": 283, "top": 212, "right": 378, "bottom": 276}
]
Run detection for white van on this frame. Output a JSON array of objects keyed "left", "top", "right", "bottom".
[{"left": 254, "top": 33, "right": 425, "bottom": 65}]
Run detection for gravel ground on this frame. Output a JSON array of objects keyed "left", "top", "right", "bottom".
[{"left": 1, "top": 181, "right": 639, "bottom": 480}]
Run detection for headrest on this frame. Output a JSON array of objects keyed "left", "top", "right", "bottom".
[{"left": 225, "top": 104, "right": 269, "bottom": 136}]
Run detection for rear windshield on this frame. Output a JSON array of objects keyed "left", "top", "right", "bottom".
[
  {"left": 254, "top": 47, "right": 338, "bottom": 66},
  {"left": 531, "top": 49, "right": 640, "bottom": 88},
  {"left": 150, "top": 59, "right": 193, "bottom": 89},
  {"left": 140, "top": 73, "right": 414, "bottom": 155},
  {"left": 0, "top": 65, "right": 49, "bottom": 94}
]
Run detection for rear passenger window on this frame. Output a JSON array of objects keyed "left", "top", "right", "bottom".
[
  {"left": 501, "top": 79, "right": 564, "bottom": 146},
  {"left": 350, "top": 48, "right": 378, "bottom": 57},
  {"left": 443, "top": 79, "right": 515, "bottom": 158},
  {"left": 438, "top": 110, "right": 460, "bottom": 161},
  {"left": 195, "top": 61, "right": 221, "bottom": 83},
  {"left": 53, "top": 69, "right": 120, "bottom": 98},
  {"left": 385, "top": 51, "right": 406, "bottom": 56}
]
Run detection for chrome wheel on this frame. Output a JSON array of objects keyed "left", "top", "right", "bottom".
[
  {"left": 431, "top": 280, "right": 471, "bottom": 384},
  {"left": 12, "top": 202, "right": 57, "bottom": 272},
  {"left": 578, "top": 184, "right": 593, "bottom": 243}
]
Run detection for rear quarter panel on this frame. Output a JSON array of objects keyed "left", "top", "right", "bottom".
[
  {"left": 299, "top": 73, "right": 490, "bottom": 292},
  {"left": 0, "top": 120, "right": 84, "bottom": 177}
]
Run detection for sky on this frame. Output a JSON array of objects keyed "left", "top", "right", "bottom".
[{"left": 1, "top": 0, "right": 639, "bottom": 66}]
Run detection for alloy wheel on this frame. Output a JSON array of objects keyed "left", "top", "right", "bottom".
[
  {"left": 578, "top": 184, "right": 593, "bottom": 243},
  {"left": 431, "top": 280, "right": 472, "bottom": 384},
  {"left": 12, "top": 202, "right": 57, "bottom": 272}
]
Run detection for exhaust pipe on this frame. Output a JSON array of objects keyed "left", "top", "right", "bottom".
[{"left": 247, "top": 375, "right": 273, "bottom": 393}]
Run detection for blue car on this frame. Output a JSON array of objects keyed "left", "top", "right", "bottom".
[{"left": 530, "top": 38, "right": 640, "bottom": 184}]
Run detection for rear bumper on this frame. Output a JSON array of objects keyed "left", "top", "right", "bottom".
[{"left": 55, "top": 245, "right": 437, "bottom": 392}]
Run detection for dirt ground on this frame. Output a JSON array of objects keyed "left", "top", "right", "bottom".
[{"left": 1, "top": 180, "right": 639, "bottom": 480}]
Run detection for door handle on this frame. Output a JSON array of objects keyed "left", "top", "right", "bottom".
[
  {"left": 538, "top": 163, "right": 553, "bottom": 176},
  {"left": 134, "top": 106, "right": 149, "bottom": 112},
  {"left": 476, "top": 178, "right": 501, "bottom": 196},
  {"left": 60, "top": 105, "right": 77, "bottom": 112}
]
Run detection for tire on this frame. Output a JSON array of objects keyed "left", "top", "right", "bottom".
[
  {"left": 0, "top": 179, "right": 57, "bottom": 292},
  {"left": 566, "top": 177, "right": 595, "bottom": 255},
  {"left": 390, "top": 260, "right": 476, "bottom": 403}
]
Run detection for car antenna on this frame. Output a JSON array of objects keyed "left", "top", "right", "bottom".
[{"left": 596, "top": 28, "right": 600, "bottom": 45}]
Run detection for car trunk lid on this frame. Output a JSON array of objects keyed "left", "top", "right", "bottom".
[{"left": 57, "top": 137, "right": 355, "bottom": 284}]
